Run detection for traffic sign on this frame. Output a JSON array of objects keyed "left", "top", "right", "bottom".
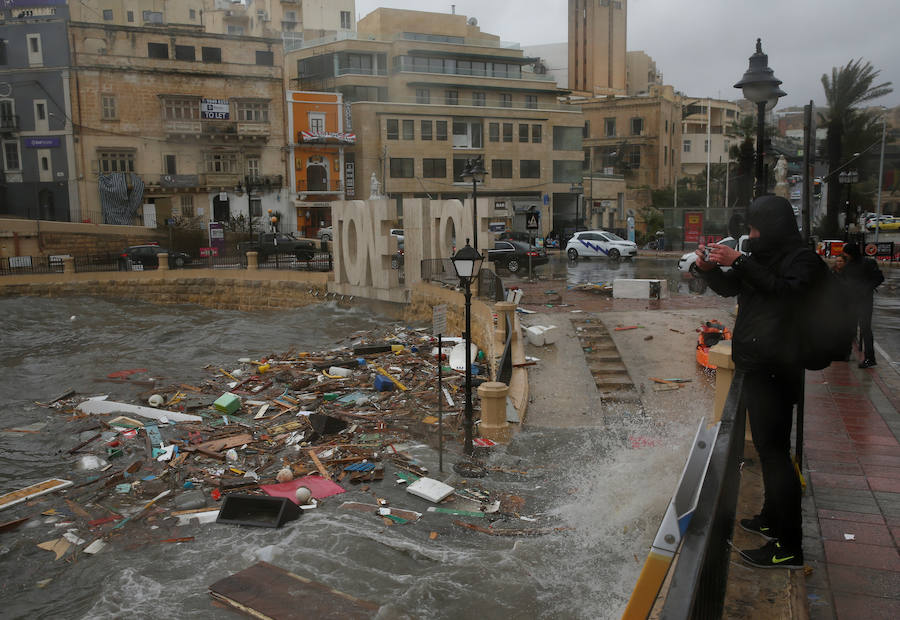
[
  {"left": 526, "top": 214, "right": 539, "bottom": 230},
  {"left": 432, "top": 304, "right": 447, "bottom": 336}
]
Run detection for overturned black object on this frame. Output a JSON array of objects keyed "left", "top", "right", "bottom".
[
  {"left": 310, "top": 414, "right": 348, "bottom": 435},
  {"left": 216, "top": 494, "right": 301, "bottom": 528},
  {"left": 352, "top": 344, "right": 398, "bottom": 355}
]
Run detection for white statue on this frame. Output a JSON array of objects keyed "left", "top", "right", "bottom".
[
  {"left": 369, "top": 172, "right": 382, "bottom": 199},
  {"left": 774, "top": 155, "right": 789, "bottom": 199}
]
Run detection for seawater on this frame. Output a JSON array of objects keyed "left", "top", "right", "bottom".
[{"left": 0, "top": 296, "right": 696, "bottom": 619}]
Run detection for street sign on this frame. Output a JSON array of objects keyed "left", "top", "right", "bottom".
[
  {"left": 526, "top": 214, "right": 539, "bottom": 230},
  {"left": 432, "top": 304, "right": 447, "bottom": 336}
]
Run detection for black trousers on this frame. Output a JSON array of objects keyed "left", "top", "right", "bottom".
[
  {"left": 744, "top": 367, "right": 802, "bottom": 549},
  {"left": 859, "top": 294, "right": 875, "bottom": 361}
]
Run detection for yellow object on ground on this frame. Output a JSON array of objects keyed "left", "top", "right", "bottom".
[{"left": 375, "top": 366, "right": 408, "bottom": 391}]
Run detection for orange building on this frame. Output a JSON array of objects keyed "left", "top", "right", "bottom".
[{"left": 287, "top": 91, "right": 353, "bottom": 237}]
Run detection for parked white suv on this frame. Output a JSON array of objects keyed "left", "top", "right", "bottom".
[
  {"left": 677, "top": 235, "right": 749, "bottom": 275},
  {"left": 566, "top": 230, "right": 637, "bottom": 260}
]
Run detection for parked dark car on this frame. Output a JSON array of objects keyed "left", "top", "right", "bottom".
[
  {"left": 391, "top": 238, "right": 405, "bottom": 270},
  {"left": 119, "top": 245, "right": 192, "bottom": 270},
  {"left": 487, "top": 240, "right": 548, "bottom": 274}
]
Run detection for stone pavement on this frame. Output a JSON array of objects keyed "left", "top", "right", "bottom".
[{"left": 801, "top": 348, "right": 900, "bottom": 619}]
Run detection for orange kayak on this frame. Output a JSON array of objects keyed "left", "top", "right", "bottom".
[{"left": 696, "top": 321, "right": 732, "bottom": 370}]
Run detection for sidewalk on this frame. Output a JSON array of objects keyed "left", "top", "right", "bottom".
[{"left": 801, "top": 348, "right": 900, "bottom": 619}]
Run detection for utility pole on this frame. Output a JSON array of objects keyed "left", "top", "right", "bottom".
[
  {"left": 802, "top": 101, "right": 813, "bottom": 243},
  {"left": 875, "top": 113, "right": 887, "bottom": 244},
  {"left": 705, "top": 98, "right": 711, "bottom": 209}
]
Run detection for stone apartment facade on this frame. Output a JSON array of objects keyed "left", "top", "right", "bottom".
[
  {"left": 287, "top": 8, "right": 586, "bottom": 238},
  {"left": 681, "top": 97, "right": 741, "bottom": 177}
]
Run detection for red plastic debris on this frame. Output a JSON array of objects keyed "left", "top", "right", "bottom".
[
  {"left": 106, "top": 368, "right": 148, "bottom": 379},
  {"left": 211, "top": 489, "right": 222, "bottom": 501}
]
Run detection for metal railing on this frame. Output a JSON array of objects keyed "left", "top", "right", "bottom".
[
  {"left": 420, "top": 258, "right": 458, "bottom": 286},
  {"left": 0, "top": 255, "right": 64, "bottom": 275},
  {"left": 496, "top": 312, "right": 513, "bottom": 385},
  {"left": 255, "top": 251, "right": 333, "bottom": 272},
  {"left": 73, "top": 253, "right": 124, "bottom": 272},
  {"left": 660, "top": 371, "right": 746, "bottom": 619},
  {"left": 477, "top": 268, "right": 504, "bottom": 301}
]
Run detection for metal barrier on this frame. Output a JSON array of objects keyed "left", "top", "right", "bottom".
[
  {"left": 421, "top": 258, "right": 458, "bottom": 286},
  {"left": 255, "top": 251, "right": 333, "bottom": 272},
  {"left": 195, "top": 253, "right": 248, "bottom": 270},
  {"left": 0, "top": 255, "right": 64, "bottom": 275},
  {"left": 478, "top": 269, "right": 505, "bottom": 301},
  {"left": 73, "top": 253, "right": 123, "bottom": 272},
  {"left": 496, "top": 312, "right": 513, "bottom": 385},
  {"left": 660, "top": 370, "right": 746, "bottom": 619}
]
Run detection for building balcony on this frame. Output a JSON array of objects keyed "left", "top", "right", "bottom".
[
  {"left": 224, "top": 8, "right": 249, "bottom": 21},
  {"left": 200, "top": 172, "right": 241, "bottom": 188},
  {"left": 163, "top": 119, "right": 202, "bottom": 135},
  {"left": 296, "top": 179, "right": 344, "bottom": 194},
  {"left": 336, "top": 66, "right": 388, "bottom": 77},
  {"left": 237, "top": 122, "right": 271, "bottom": 138},
  {"left": 0, "top": 115, "right": 19, "bottom": 133}
]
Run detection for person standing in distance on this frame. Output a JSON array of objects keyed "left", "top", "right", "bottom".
[
  {"left": 840, "top": 242, "right": 884, "bottom": 368},
  {"left": 693, "top": 195, "right": 824, "bottom": 569}
]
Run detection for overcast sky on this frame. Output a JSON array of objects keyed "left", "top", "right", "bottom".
[{"left": 356, "top": 0, "right": 899, "bottom": 110}]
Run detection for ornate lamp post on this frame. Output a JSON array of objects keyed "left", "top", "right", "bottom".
[
  {"left": 450, "top": 240, "right": 483, "bottom": 455},
  {"left": 734, "top": 39, "right": 786, "bottom": 200},
  {"left": 460, "top": 157, "right": 487, "bottom": 251}
]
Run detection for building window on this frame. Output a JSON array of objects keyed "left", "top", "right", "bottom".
[
  {"left": 423, "top": 158, "right": 446, "bottom": 178},
  {"left": 583, "top": 120, "right": 590, "bottom": 137},
  {"left": 519, "top": 124, "right": 529, "bottom": 143},
  {"left": 665, "top": 119, "right": 668, "bottom": 132},
  {"left": 402, "top": 120, "right": 414, "bottom": 140},
  {"left": 452, "top": 120, "right": 482, "bottom": 149},
  {"left": 165, "top": 154, "right": 177, "bottom": 175},
  {"left": 704, "top": 139, "right": 709, "bottom": 153},
  {"left": 684, "top": 140, "right": 691, "bottom": 153},
  {"left": 604, "top": 117, "right": 616, "bottom": 137},
  {"left": 436, "top": 121, "right": 448, "bottom": 141},
  {"left": 386, "top": 119, "right": 399, "bottom": 140},
  {"left": 101, "top": 95, "right": 117, "bottom": 120},
  {"left": 27, "top": 34, "right": 43, "bottom": 66},
  {"left": 98, "top": 150, "right": 135, "bottom": 173},
  {"left": 472, "top": 92, "right": 486, "bottom": 107},
  {"left": 246, "top": 157, "right": 260, "bottom": 178},
  {"left": 390, "top": 158, "right": 414, "bottom": 178},
  {"left": 205, "top": 152, "right": 238, "bottom": 173},
  {"left": 502, "top": 123, "right": 513, "bottom": 143},
  {"left": 2, "top": 140, "right": 21, "bottom": 170},
  {"left": 163, "top": 98, "right": 199, "bottom": 120},
  {"left": 127, "top": 10, "right": 134, "bottom": 22},
  {"left": 525, "top": 95, "right": 537, "bottom": 109},
  {"left": 103, "top": 9, "right": 113, "bottom": 20},
  {"left": 189, "top": 9, "right": 196, "bottom": 20},
  {"left": 237, "top": 102, "right": 269, "bottom": 122},
  {"left": 520, "top": 160, "right": 540, "bottom": 179},
  {"left": 340, "top": 10, "right": 352, "bottom": 30},
  {"left": 143, "top": 11, "right": 163, "bottom": 23},
  {"left": 180, "top": 195, "right": 195, "bottom": 218},
  {"left": 491, "top": 159, "right": 512, "bottom": 178},
  {"left": 628, "top": 145, "right": 641, "bottom": 168},
  {"left": 664, "top": 147, "right": 667, "bottom": 165},
  {"left": 40, "top": 155, "right": 49, "bottom": 171},
  {"left": 489, "top": 122, "right": 499, "bottom": 142},
  {"left": 553, "top": 126, "right": 582, "bottom": 151},
  {"left": 553, "top": 160, "right": 582, "bottom": 183},
  {"left": 175, "top": 45, "right": 195, "bottom": 61},
  {"left": 631, "top": 117, "right": 644, "bottom": 136},
  {"left": 532, "top": 124, "right": 542, "bottom": 143},
  {"left": 421, "top": 120, "right": 433, "bottom": 140},
  {"left": 308, "top": 112, "right": 325, "bottom": 132},
  {"left": 500, "top": 93, "right": 512, "bottom": 107},
  {"left": 35, "top": 102, "right": 46, "bottom": 121},
  {"left": 148, "top": 42, "right": 168, "bottom": 59},
  {"left": 256, "top": 51, "right": 274, "bottom": 66},
  {"left": 202, "top": 47, "right": 222, "bottom": 64},
  {"left": 445, "top": 90, "right": 458, "bottom": 105},
  {"left": 416, "top": 88, "right": 430, "bottom": 104},
  {"left": 227, "top": 25, "right": 245, "bottom": 36}
]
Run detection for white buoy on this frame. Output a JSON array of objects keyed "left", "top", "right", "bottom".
[
  {"left": 294, "top": 486, "right": 312, "bottom": 505},
  {"left": 225, "top": 448, "right": 238, "bottom": 462},
  {"left": 147, "top": 394, "right": 164, "bottom": 407},
  {"left": 276, "top": 467, "right": 294, "bottom": 483},
  {"left": 70, "top": 315, "right": 77, "bottom": 321}
]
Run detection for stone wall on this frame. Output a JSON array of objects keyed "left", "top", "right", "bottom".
[
  {"left": 0, "top": 218, "right": 166, "bottom": 258},
  {"left": 0, "top": 269, "right": 331, "bottom": 312}
]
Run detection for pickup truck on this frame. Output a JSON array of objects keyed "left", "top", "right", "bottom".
[{"left": 237, "top": 233, "right": 317, "bottom": 260}]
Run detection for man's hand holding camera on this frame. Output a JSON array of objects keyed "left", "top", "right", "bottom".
[{"left": 695, "top": 243, "right": 742, "bottom": 271}]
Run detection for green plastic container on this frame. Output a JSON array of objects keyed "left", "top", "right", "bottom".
[{"left": 213, "top": 392, "right": 242, "bottom": 415}]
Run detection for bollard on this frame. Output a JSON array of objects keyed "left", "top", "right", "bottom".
[
  {"left": 63, "top": 256, "right": 75, "bottom": 275},
  {"left": 707, "top": 341, "right": 748, "bottom": 439},
  {"left": 246, "top": 251, "right": 259, "bottom": 271},
  {"left": 157, "top": 252, "right": 169, "bottom": 271},
  {"left": 494, "top": 301, "right": 517, "bottom": 345},
  {"left": 477, "top": 381, "right": 510, "bottom": 443}
]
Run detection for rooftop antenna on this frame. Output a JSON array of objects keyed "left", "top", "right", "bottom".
[{"left": 451, "top": 5, "right": 456, "bottom": 14}]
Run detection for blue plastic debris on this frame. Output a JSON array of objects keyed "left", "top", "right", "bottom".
[
  {"left": 344, "top": 462, "right": 376, "bottom": 472},
  {"left": 373, "top": 374, "right": 395, "bottom": 392}
]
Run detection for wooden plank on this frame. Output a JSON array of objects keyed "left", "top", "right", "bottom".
[
  {"left": 308, "top": 449, "right": 332, "bottom": 481},
  {"left": 0, "top": 478, "right": 73, "bottom": 511},
  {"left": 194, "top": 433, "right": 254, "bottom": 453},
  {"left": 209, "top": 561, "right": 378, "bottom": 619}
]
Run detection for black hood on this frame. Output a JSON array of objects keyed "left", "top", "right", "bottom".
[{"left": 746, "top": 195, "right": 802, "bottom": 261}]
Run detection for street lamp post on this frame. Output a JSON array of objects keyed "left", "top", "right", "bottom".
[
  {"left": 838, "top": 169, "right": 859, "bottom": 240},
  {"left": 734, "top": 39, "right": 786, "bottom": 203},
  {"left": 450, "top": 240, "right": 483, "bottom": 456},
  {"left": 460, "top": 157, "right": 487, "bottom": 251}
]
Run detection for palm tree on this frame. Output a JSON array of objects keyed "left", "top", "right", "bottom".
[{"left": 821, "top": 59, "right": 892, "bottom": 236}]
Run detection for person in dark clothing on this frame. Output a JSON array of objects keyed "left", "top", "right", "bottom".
[
  {"left": 694, "top": 195, "right": 824, "bottom": 570},
  {"left": 841, "top": 242, "right": 884, "bottom": 368}
]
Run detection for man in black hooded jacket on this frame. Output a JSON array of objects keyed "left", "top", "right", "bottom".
[{"left": 694, "top": 195, "right": 824, "bottom": 569}]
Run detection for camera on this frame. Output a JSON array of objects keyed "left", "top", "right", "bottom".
[{"left": 703, "top": 246, "right": 712, "bottom": 261}]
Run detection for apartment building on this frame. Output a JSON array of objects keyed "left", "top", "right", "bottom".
[
  {"left": 625, "top": 51, "right": 661, "bottom": 96},
  {"left": 67, "top": 1, "right": 287, "bottom": 230},
  {"left": 680, "top": 97, "right": 741, "bottom": 177},
  {"left": 568, "top": 0, "right": 627, "bottom": 98},
  {"left": 0, "top": 1, "right": 78, "bottom": 222},
  {"left": 287, "top": 90, "right": 350, "bottom": 236},
  {"left": 286, "top": 8, "right": 585, "bottom": 237},
  {"left": 581, "top": 84, "right": 682, "bottom": 190}
]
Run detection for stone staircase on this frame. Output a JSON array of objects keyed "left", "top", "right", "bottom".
[{"left": 572, "top": 317, "right": 640, "bottom": 403}]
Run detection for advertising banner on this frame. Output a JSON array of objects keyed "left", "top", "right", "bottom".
[
  {"left": 200, "top": 99, "right": 229, "bottom": 120},
  {"left": 208, "top": 222, "right": 225, "bottom": 254},
  {"left": 684, "top": 212, "right": 703, "bottom": 244},
  {"left": 24, "top": 137, "right": 60, "bottom": 148}
]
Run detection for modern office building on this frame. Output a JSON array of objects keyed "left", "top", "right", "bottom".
[{"left": 287, "top": 8, "right": 586, "bottom": 238}]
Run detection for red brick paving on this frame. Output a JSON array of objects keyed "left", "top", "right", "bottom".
[{"left": 804, "top": 358, "right": 900, "bottom": 618}]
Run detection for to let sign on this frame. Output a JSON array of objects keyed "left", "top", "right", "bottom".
[{"left": 200, "top": 99, "right": 230, "bottom": 120}]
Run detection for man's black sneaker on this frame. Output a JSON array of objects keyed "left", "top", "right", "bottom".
[
  {"left": 859, "top": 358, "right": 877, "bottom": 368},
  {"left": 739, "top": 515, "right": 775, "bottom": 541},
  {"left": 739, "top": 540, "right": 804, "bottom": 569}
]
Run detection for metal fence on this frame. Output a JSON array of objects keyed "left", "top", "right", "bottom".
[
  {"left": 477, "top": 269, "right": 505, "bottom": 302},
  {"left": 73, "top": 253, "right": 124, "bottom": 272},
  {"left": 0, "top": 255, "right": 65, "bottom": 275},
  {"left": 420, "top": 259, "right": 507, "bottom": 301},
  {"left": 661, "top": 371, "right": 747, "bottom": 619},
  {"left": 255, "top": 252, "right": 333, "bottom": 272},
  {"left": 496, "top": 312, "right": 513, "bottom": 385}
]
